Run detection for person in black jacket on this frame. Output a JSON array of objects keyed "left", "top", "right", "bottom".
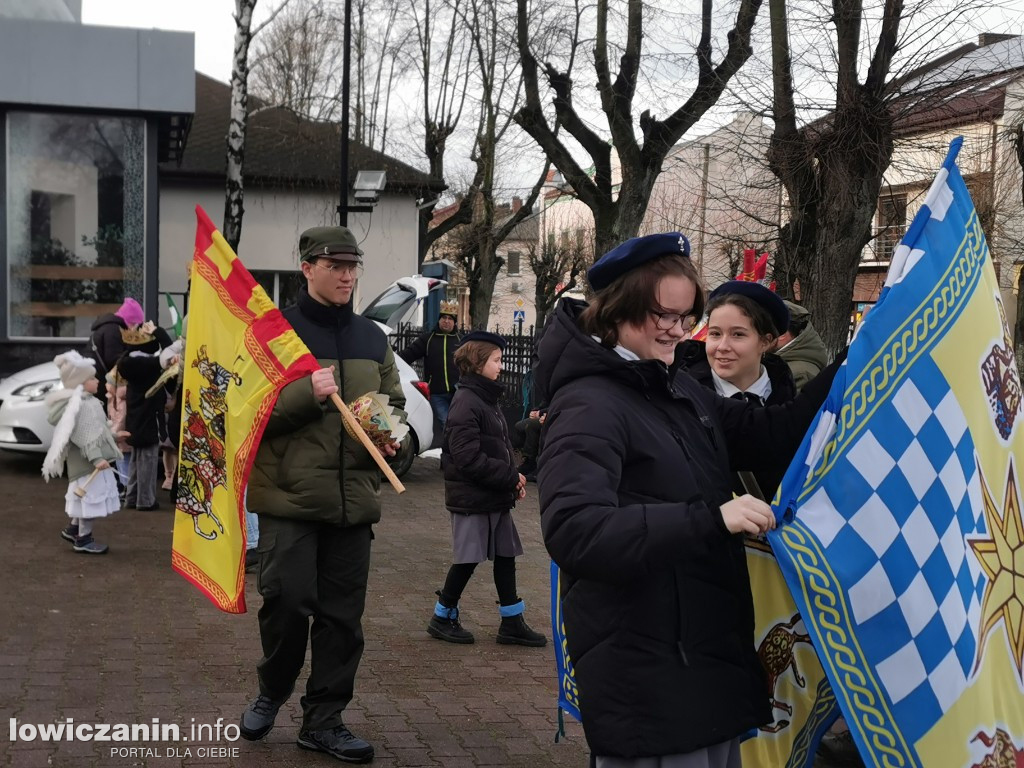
[
  {"left": 535, "top": 232, "right": 842, "bottom": 766},
  {"left": 88, "top": 297, "right": 144, "bottom": 409},
  {"left": 678, "top": 280, "right": 797, "bottom": 499},
  {"left": 399, "top": 301, "right": 461, "bottom": 428},
  {"left": 115, "top": 324, "right": 177, "bottom": 511},
  {"left": 427, "top": 330, "right": 546, "bottom": 648}
]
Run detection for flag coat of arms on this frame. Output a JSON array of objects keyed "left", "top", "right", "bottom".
[
  {"left": 769, "top": 137, "right": 1024, "bottom": 767},
  {"left": 171, "top": 206, "right": 319, "bottom": 613}
]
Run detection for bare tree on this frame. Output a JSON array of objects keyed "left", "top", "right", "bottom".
[
  {"left": 404, "top": 0, "right": 475, "bottom": 255},
  {"left": 416, "top": 0, "right": 555, "bottom": 325},
  {"left": 224, "top": 0, "right": 292, "bottom": 252},
  {"left": 249, "top": 0, "right": 343, "bottom": 121},
  {"left": 513, "top": 0, "right": 763, "bottom": 261},
  {"left": 527, "top": 233, "right": 589, "bottom": 327},
  {"left": 764, "top": 0, "right": 1022, "bottom": 354}
]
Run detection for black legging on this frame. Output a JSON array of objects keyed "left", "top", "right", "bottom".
[{"left": 439, "top": 556, "right": 517, "bottom": 607}]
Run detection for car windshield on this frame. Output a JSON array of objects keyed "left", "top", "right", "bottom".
[{"left": 362, "top": 284, "right": 418, "bottom": 326}]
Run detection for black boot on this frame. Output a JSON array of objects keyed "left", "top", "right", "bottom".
[
  {"left": 427, "top": 598, "right": 475, "bottom": 644},
  {"left": 497, "top": 614, "right": 547, "bottom": 647}
]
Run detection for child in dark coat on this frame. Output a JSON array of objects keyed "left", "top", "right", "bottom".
[
  {"left": 427, "top": 331, "right": 546, "bottom": 647},
  {"left": 115, "top": 325, "right": 178, "bottom": 511}
]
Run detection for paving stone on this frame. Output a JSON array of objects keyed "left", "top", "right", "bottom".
[{"left": 0, "top": 452, "right": 587, "bottom": 766}]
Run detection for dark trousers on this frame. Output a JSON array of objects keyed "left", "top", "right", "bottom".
[
  {"left": 255, "top": 515, "right": 372, "bottom": 732},
  {"left": 512, "top": 417, "right": 542, "bottom": 459}
]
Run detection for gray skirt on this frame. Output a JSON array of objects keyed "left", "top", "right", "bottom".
[
  {"left": 594, "top": 737, "right": 742, "bottom": 768},
  {"left": 450, "top": 510, "right": 524, "bottom": 563}
]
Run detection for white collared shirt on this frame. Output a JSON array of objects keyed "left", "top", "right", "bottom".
[{"left": 711, "top": 366, "right": 773, "bottom": 404}]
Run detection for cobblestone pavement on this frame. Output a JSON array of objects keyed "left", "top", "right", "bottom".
[{"left": 0, "top": 452, "right": 587, "bottom": 768}]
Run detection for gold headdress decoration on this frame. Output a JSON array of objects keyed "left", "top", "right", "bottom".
[
  {"left": 120, "top": 326, "right": 156, "bottom": 346},
  {"left": 440, "top": 300, "right": 459, "bottom": 317}
]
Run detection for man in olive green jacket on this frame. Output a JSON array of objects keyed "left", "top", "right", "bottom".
[
  {"left": 776, "top": 300, "right": 828, "bottom": 391},
  {"left": 240, "top": 226, "right": 408, "bottom": 764}
]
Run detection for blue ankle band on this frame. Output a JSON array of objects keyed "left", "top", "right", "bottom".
[
  {"left": 434, "top": 601, "right": 455, "bottom": 619},
  {"left": 499, "top": 600, "right": 524, "bottom": 617}
]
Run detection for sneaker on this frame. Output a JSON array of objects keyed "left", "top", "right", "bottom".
[
  {"left": 297, "top": 725, "right": 374, "bottom": 763},
  {"left": 60, "top": 524, "right": 79, "bottom": 543},
  {"left": 136, "top": 502, "right": 161, "bottom": 511},
  {"left": 239, "top": 693, "right": 285, "bottom": 741},
  {"left": 427, "top": 613, "right": 475, "bottom": 644},
  {"left": 497, "top": 614, "right": 547, "bottom": 647},
  {"left": 817, "top": 729, "right": 864, "bottom": 767},
  {"left": 72, "top": 535, "right": 109, "bottom": 555}
]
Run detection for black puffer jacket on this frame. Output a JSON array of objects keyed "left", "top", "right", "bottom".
[
  {"left": 678, "top": 340, "right": 798, "bottom": 498},
  {"left": 89, "top": 313, "right": 128, "bottom": 377},
  {"left": 536, "top": 298, "right": 841, "bottom": 759},
  {"left": 442, "top": 374, "right": 518, "bottom": 514}
]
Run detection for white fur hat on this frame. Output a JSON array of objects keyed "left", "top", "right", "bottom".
[{"left": 53, "top": 350, "right": 97, "bottom": 389}]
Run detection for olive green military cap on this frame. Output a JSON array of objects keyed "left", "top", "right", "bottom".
[
  {"left": 299, "top": 226, "right": 364, "bottom": 262},
  {"left": 782, "top": 299, "right": 810, "bottom": 320}
]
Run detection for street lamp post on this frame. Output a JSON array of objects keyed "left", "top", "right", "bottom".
[
  {"left": 339, "top": 0, "right": 352, "bottom": 226},
  {"left": 338, "top": 0, "right": 386, "bottom": 225}
]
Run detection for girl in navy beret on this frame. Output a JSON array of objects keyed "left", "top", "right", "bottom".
[
  {"left": 678, "top": 282, "right": 798, "bottom": 499},
  {"left": 533, "top": 234, "right": 844, "bottom": 766},
  {"left": 427, "top": 334, "right": 546, "bottom": 648}
]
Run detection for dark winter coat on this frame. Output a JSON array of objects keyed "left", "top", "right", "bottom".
[
  {"left": 441, "top": 374, "right": 519, "bottom": 514},
  {"left": 247, "top": 287, "right": 408, "bottom": 527},
  {"left": 89, "top": 313, "right": 128, "bottom": 384},
  {"left": 399, "top": 328, "right": 461, "bottom": 395},
  {"left": 678, "top": 340, "right": 798, "bottom": 498},
  {"left": 535, "top": 298, "right": 841, "bottom": 759},
  {"left": 115, "top": 328, "right": 175, "bottom": 449}
]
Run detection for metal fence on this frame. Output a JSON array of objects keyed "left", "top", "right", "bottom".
[{"left": 390, "top": 323, "right": 540, "bottom": 426}]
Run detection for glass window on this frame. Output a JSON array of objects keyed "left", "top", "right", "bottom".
[
  {"left": 251, "top": 270, "right": 304, "bottom": 307},
  {"left": 7, "top": 111, "right": 146, "bottom": 338},
  {"left": 507, "top": 251, "right": 520, "bottom": 276},
  {"left": 875, "top": 193, "right": 906, "bottom": 262}
]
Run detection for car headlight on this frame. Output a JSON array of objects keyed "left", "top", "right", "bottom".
[{"left": 12, "top": 379, "right": 61, "bottom": 401}]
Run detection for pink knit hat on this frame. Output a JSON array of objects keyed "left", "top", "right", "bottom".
[{"left": 115, "top": 297, "right": 144, "bottom": 327}]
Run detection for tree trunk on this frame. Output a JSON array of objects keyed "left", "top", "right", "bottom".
[
  {"left": 467, "top": 246, "right": 502, "bottom": 328},
  {"left": 224, "top": 0, "right": 256, "bottom": 253}
]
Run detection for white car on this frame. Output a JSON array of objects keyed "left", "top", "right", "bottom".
[
  {"left": 0, "top": 361, "right": 62, "bottom": 453},
  {"left": 0, "top": 274, "right": 447, "bottom": 478}
]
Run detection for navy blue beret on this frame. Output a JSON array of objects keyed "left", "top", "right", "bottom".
[
  {"left": 460, "top": 330, "right": 506, "bottom": 351},
  {"left": 587, "top": 232, "right": 691, "bottom": 291},
  {"left": 707, "top": 280, "right": 790, "bottom": 334}
]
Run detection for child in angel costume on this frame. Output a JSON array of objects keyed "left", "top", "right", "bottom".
[{"left": 42, "top": 350, "right": 124, "bottom": 554}]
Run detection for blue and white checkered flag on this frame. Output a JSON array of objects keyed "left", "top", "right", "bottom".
[{"left": 769, "top": 137, "right": 1024, "bottom": 768}]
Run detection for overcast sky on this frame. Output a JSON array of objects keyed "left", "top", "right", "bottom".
[{"left": 81, "top": 0, "right": 272, "bottom": 83}]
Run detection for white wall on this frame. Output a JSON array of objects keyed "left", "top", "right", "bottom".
[{"left": 157, "top": 184, "right": 421, "bottom": 325}]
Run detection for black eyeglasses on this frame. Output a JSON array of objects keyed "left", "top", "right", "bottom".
[{"left": 650, "top": 311, "right": 696, "bottom": 333}]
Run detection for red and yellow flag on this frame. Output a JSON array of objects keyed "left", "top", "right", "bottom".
[{"left": 171, "top": 206, "right": 319, "bottom": 613}]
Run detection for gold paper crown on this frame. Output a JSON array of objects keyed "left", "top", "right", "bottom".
[
  {"left": 440, "top": 300, "right": 458, "bottom": 316},
  {"left": 120, "top": 327, "right": 156, "bottom": 346}
]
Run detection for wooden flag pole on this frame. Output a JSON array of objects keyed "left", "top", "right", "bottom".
[
  {"left": 330, "top": 393, "right": 406, "bottom": 494},
  {"left": 73, "top": 467, "right": 103, "bottom": 498}
]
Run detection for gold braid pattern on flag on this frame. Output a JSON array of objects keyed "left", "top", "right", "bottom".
[{"left": 780, "top": 522, "right": 915, "bottom": 768}]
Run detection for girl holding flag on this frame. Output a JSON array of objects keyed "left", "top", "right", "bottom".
[{"left": 534, "top": 233, "right": 843, "bottom": 767}]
